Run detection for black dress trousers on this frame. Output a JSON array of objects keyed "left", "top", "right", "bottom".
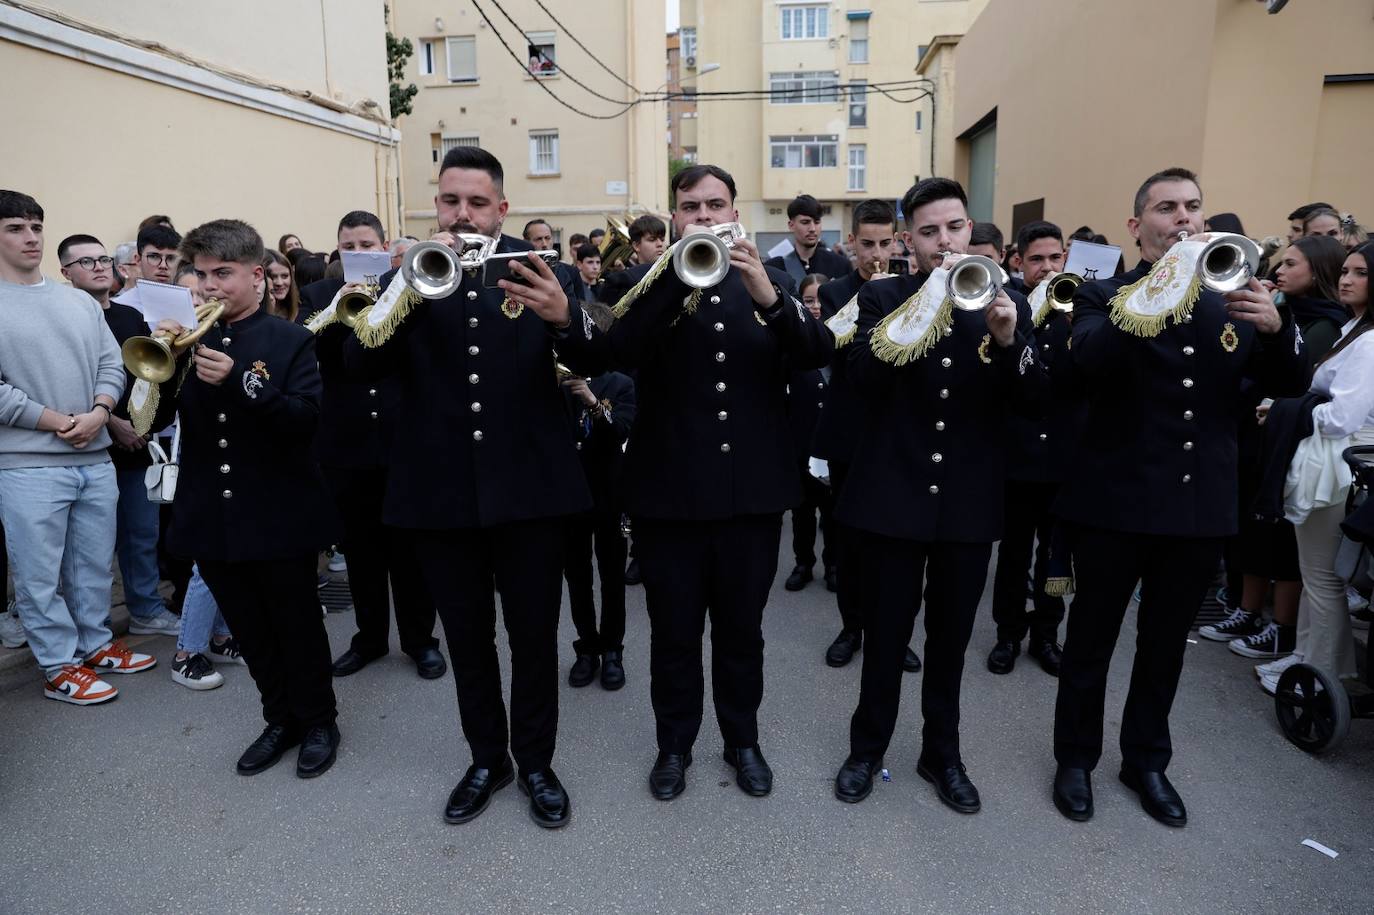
[
  {"left": 826, "top": 460, "right": 865, "bottom": 635},
  {"left": 990, "top": 479, "right": 1065, "bottom": 643},
  {"left": 562, "top": 512, "right": 628, "bottom": 656}
]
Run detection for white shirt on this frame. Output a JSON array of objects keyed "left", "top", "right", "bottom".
[{"left": 1311, "top": 317, "right": 1374, "bottom": 438}]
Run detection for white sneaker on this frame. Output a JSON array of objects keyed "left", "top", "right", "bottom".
[
  {"left": 1260, "top": 666, "right": 1323, "bottom": 698},
  {"left": 127, "top": 608, "right": 181, "bottom": 637},
  {"left": 171, "top": 653, "right": 223, "bottom": 691},
  {"left": 1256, "top": 653, "right": 1303, "bottom": 680},
  {"left": 0, "top": 600, "right": 27, "bottom": 649},
  {"left": 44, "top": 664, "right": 117, "bottom": 705},
  {"left": 327, "top": 551, "right": 347, "bottom": 573},
  {"left": 84, "top": 640, "right": 156, "bottom": 674}
]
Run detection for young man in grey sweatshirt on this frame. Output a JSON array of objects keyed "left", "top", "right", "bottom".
[{"left": 0, "top": 190, "right": 156, "bottom": 704}]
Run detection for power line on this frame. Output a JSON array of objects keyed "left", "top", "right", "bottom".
[
  {"left": 531, "top": 0, "right": 640, "bottom": 93},
  {"left": 482, "top": 0, "right": 632, "bottom": 106}
]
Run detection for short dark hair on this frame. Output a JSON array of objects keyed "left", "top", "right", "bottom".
[
  {"left": 628, "top": 214, "right": 667, "bottom": 244},
  {"left": 180, "top": 219, "right": 265, "bottom": 266},
  {"left": 1016, "top": 220, "right": 1063, "bottom": 255},
  {"left": 969, "top": 222, "right": 1003, "bottom": 252},
  {"left": 57, "top": 234, "right": 103, "bottom": 263},
  {"left": 0, "top": 190, "right": 43, "bottom": 222},
  {"left": 285, "top": 246, "right": 313, "bottom": 267},
  {"left": 522, "top": 218, "right": 551, "bottom": 241},
  {"left": 137, "top": 224, "right": 182, "bottom": 254},
  {"left": 575, "top": 243, "right": 601, "bottom": 262},
  {"left": 337, "top": 210, "right": 385, "bottom": 244},
  {"left": 787, "top": 194, "right": 823, "bottom": 221},
  {"left": 568, "top": 233, "right": 588, "bottom": 250},
  {"left": 1133, "top": 167, "right": 1199, "bottom": 218},
  {"left": 138, "top": 214, "right": 176, "bottom": 234},
  {"left": 293, "top": 253, "right": 327, "bottom": 287},
  {"left": 439, "top": 145, "right": 504, "bottom": 194},
  {"left": 851, "top": 199, "right": 897, "bottom": 235},
  {"left": 672, "top": 163, "right": 737, "bottom": 203},
  {"left": 899, "top": 178, "right": 967, "bottom": 224},
  {"left": 589, "top": 228, "right": 606, "bottom": 240},
  {"left": 1288, "top": 202, "right": 1334, "bottom": 223}
]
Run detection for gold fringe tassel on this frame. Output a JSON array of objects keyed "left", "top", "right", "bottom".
[
  {"left": 868, "top": 294, "right": 954, "bottom": 366},
  {"left": 354, "top": 286, "right": 421, "bottom": 348},
  {"left": 303, "top": 308, "right": 335, "bottom": 334},
  {"left": 129, "top": 380, "right": 160, "bottom": 438},
  {"left": 611, "top": 244, "right": 681, "bottom": 319},
  {"left": 1044, "top": 576, "right": 1074, "bottom": 598},
  {"left": 1107, "top": 272, "right": 1203, "bottom": 338}
]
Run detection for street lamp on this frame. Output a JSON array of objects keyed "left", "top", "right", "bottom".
[{"left": 649, "top": 62, "right": 721, "bottom": 100}]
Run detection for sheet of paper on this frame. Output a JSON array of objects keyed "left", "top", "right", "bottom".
[
  {"left": 1065, "top": 240, "right": 1122, "bottom": 282},
  {"left": 133, "top": 280, "right": 196, "bottom": 331},
  {"left": 1301, "top": 839, "right": 1338, "bottom": 859},
  {"left": 767, "top": 238, "right": 794, "bottom": 260},
  {"left": 342, "top": 250, "right": 392, "bottom": 285}
]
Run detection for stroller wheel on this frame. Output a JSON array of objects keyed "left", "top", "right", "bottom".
[{"left": 1274, "top": 663, "right": 1351, "bottom": 754}]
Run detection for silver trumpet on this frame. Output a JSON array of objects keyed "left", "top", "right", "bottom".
[
  {"left": 943, "top": 252, "right": 1005, "bottom": 311},
  {"left": 673, "top": 222, "right": 746, "bottom": 289},
  {"left": 1182, "top": 231, "right": 1261, "bottom": 294},
  {"left": 400, "top": 234, "right": 495, "bottom": 300},
  {"left": 1046, "top": 272, "right": 1084, "bottom": 313}
]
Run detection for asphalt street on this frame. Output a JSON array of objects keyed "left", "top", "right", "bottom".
[{"left": 1, "top": 548, "right": 1371, "bottom": 915}]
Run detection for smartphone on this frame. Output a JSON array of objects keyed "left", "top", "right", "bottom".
[
  {"left": 481, "top": 250, "right": 559, "bottom": 288},
  {"left": 887, "top": 258, "right": 910, "bottom": 275}
]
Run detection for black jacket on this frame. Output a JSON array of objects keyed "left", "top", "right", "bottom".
[
  {"left": 297, "top": 276, "right": 343, "bottom": 326},
  {"left": 102, "top": 301, "right": 154, "bottom": 471},
  {"left": 565, "top": 371, "right": 635, "bottom": 517},
  {"left": 786, "top": 367, "right": 827, "bottom": 464},
  {"left": 835, "top": 273, "right": 1048, "bottom": 542},
  {"left": 1001, "top": 277, "right": 1084, "bottom": 483},
  {"left": 811, "top": 269, "right": 869, "bottom": 465},
  {"left": 1054, "top": 259, "right": 1310, "bottom": 537},
  {"left": 602, "top": 262, "right": 833, "bottom": 520},
  {"left": 765, "top": 243, "right": 851, "bottom": 285},
  {"left": 161, "top": 309, "right": 337, "bottom": 561},
  {"left": 342, "top": 234, "right": 601, "bottom": 530},
  {"left": 1252, "top": 391, "right": 1328, "bottom": 522}
]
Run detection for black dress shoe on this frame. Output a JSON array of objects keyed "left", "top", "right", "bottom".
[
  {"left": 600, "top": 650, "right": 625, "bottom": 690},
  {"left": 1029, "top": 638, "right": 1063, "bottom": 677},
  {"left": 408, "top": 647, "right": 447, "bottom": 680},
  {"left": 1053, "top": 765, "right": 1093, "bottom": 821},
  {"left": 824, "top": 565, "right": 839, "bottom": 592},
  {"left": 916, "top": 757, "right": 981, "bottom": 814},
  {"left": 648, "top": 751, "right": 692, "bottom": 800},
  {"left": 236, "top": 724, "right": 301, "bottom": 776},
  {"left": 784, "top": 564, "right": 814, "bottom": 591},
  {"left": 568, "top": 653, "right": 599, "bottom": 687},
  {"left": 296, "top": 722, "right": 341, "bottom": 778},
  {"left": 331, "top": 646, "right": 385, "bottom": 677},
  {"left": 903, "top": 647, "right": 922, "bottom": 673},
  {"left": 444, "top": 757, "right": 514, "bottom": 824},
  {"left": 826, "top": 630, "right": 862, "bottom": 668},
  {"left": 723, "top": 745, "right": 773, "bottom": 797},
  {"left": 624, "top": 558, "right": 642, "bottom": 585},
  {"left": 1119, "top": 765, "right": 1187, "bottom": 827},
  {"left": 987, "top": 640, "right": 1020, "bottom": 675},
  {"left": 834, "top": 756, "right": 882, "bottom": 803},
  {"left": 518, "top": 768, "right": 571, "bottom": 829}
]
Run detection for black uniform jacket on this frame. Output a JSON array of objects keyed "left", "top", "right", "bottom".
[
  {"left": 1002, "top": 276, "right": 1083, "bottom": 483},
  {"left": 787, "top": 367, "right": 827, "bottom": 465},
  {"left": 566, "top": 371, "right": 635, "bottom": 516},
  {"left": 811, "top": 269, "right": 868, "bottom": 464},
  {"left": 835, "top": 272, "right": 1048, "bottom": 543},
  {"left": 298, "top": 276, "right": 343, "bottom": 326},
  {"left": 601, "top": 263, "right": 833, "bottom": 521},
  {"left": 103, "top": 301, "right": 154, "bottom": 472},
  {"left": 343, "top": 234, "right": 600, "bottom": 530},
  {"left": 1054, "top": 259, "right": 1309, "bottom": 538},
  {"left": 163, "top": 309, "right": 336, "bottom": 562}
]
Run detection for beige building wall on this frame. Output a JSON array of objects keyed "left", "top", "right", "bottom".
[
  {"left": 952, "top": 0, "right": 1374, "bottom": 245},
  {"left": 1, "top": 1, "right": 399, "bottom": 274},
  {"left": 392, "top": 0, "right": 667, "bottom": 248}
]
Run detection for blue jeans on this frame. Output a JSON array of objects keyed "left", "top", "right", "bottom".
[
  {"left": 176, "top": 564, "right": 230, "bottom": 655},
  {"left": 115, "top": 466, "right": 164, "bottom": 621},
  {"left": 0, "top": 463, "right": 117, "bottom": 676}
]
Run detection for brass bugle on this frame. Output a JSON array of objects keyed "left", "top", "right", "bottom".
[
  {"left": 121, "top": 301, "right": 225, "bottom": 384},
  {"left": 599, "top": 214, "right": 634, "bottom": 269},
  {"left": 400, "top": 240, "right": 462, "bottom": 299},
  {"left": 672, "top": 222, "right": 745, "bottom": 289},
  {"left": 336, "top": 284, "right": 376, "bottom": 328},
  {"left": 1181, "top": 231, "right": 1261, "bottom": 294},
  {"left": 945, "top": 253, "right": 1004, "bottom": 311},
  {"left": 1046, "top": 273, "right": 1083, "bottom": 312}
]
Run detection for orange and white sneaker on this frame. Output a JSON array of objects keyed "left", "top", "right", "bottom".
[
  {"left": 44, "top": 664, "right": 118, "bottom": 705},
  {"left": 84, "top": 640, "right": 157, "bottom": 675}
]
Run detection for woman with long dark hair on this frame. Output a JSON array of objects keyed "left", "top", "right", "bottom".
[{"left": 262, "top": 250, "right": 300, "bottom": 322}]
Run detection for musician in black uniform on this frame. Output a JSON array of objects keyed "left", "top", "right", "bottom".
[
  {"left": 765, "top": 194, "right": 851, "bottom": 284},
  {"left": 303, "top": 211, "right": 444, "bottom": 680},
  {"left": 831, "top": 179, "right": 1048, "bottom": 812},
  {"left": 1051, "top": 168, "right": 1307, "bottom": 826},
  {"left": 812, "top": 199, "right": 921, "bottom": 672},
  {"left": 988, "top": 221, "right": 1072, "bottom": 677},
  {"left": 342, "top": 146, "right": 602, "bottom": 830},
  {"left": 782, "top": 274, "right": 833, "bottom": 595},
  {"left": 524, "top": 218, "right": 588, "bottom": 303},
  {"left": 606, "top": 164, "right": 832, "bottom": 801},
  {"left": 148, "top": 219, "right": 340, "bottom": 778}
]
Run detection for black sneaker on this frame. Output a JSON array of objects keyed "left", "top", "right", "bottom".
[
  {"left": 171, "top": 653, "right": 224, "bottom": 691},
  {"left": 1228, "top": 621, "right": 1295, "bottom": 659},
  {"left": 209, "top": 637, "right": 248, "bottom": 666},
  {"left": 1198, "top": 607, "right": 1262, "bottom": 642}
]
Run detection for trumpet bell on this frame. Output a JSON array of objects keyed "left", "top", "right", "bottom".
[
  {"left": 336, "top": 288, "right": 376, "bottom": 328},
  {"left": 1046, "top": 272, "right": 1083, "bottom": 312},
  {"left": 673, "top": 230, "right": 731, "bottom": 289},
  {"left": 947, "top": 254, "right": 1004, "bottom": 311},
  {"left": 599, "top": 214, "right": 634, "bottom": 269},
  {"left": 402, "top": 241, "right": 462, "bottom": 299},
  {"left": 1196, "top": 233, "right": 1260, "bottom": 293},
  {"left": 121, "top": 335, "right": 177, "bottom": 384}
]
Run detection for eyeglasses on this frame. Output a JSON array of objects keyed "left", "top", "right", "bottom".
[
  {"left": 61, "top": 256, "right": 114, "bottom": 270},
  {"left": 141, "top": 252, "right": 178, "bottom": 266}
]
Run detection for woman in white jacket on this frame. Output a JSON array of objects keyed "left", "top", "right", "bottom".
[{"left": 1261, "top": 241, "right": 1374, "bottom": 693}]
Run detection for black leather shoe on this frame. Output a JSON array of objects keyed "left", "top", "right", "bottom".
[
  {"left": 987, "top": 640, "right": 1020, "bottom": 675},
  {"left": 826, "top": 630, "right": 862, "bottom": 667},
  {"left": 518, "top": 768, "right": 571, "bottom": 829},
  {"left": 1053, "top": 765, "right": 1093, "bottom": 821},
  {"left": 648, "top": 751, "right": 691, "bottom": 800},
  {"left": 834, "top": 756, "right": 882, "bottom": 804},
  {"left": 723, "top": 745, "right": 773, "bottom": 797},
  {"left": 408, "top": 647, "right": 447, "bottom": 680},
  {"left": 824, "top": 565, "right": 839, "bottom": 592},
  {"left": 624, "top": 558, "right": 642, "bottom": 585},
  {"left": 296, "top": 723, "right": 341, "bottom": 778},
  {"left": 568, "top": 653, "right": 599, "bottom": 687},
  {"left": 236, "top": 724, "right": 300, "bottom": 776},
  {"left": 331, "top": 646, "right": 385, "bottom": 677},
  {"left": 1029, "top": 638, "right": 1063, "bottom": 677},
  {"left": 1119, "top": 765, "right": 1187, "bottom": 827},
  {"left": 600, "top": 650, "right": 625, "bottom": 690},
  {"left": 784, "top": 564, "right": 814, "bottom": 591},
  {"left": 444, "top": 757, "right": 514, "bottom": 824},
  {"left": 903, "top": 647, "right": 922, "bottom": 673},
  {"left": 916, "top": 757, "right": 981, "bottom": 814}
]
